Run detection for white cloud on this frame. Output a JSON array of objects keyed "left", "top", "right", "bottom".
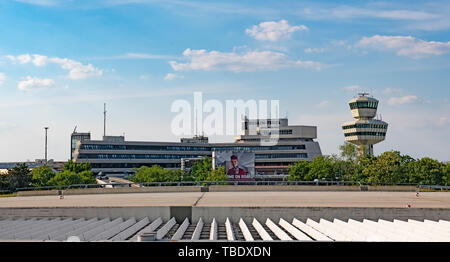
[
  {"left": 382, "top": 88, "right": 401, "bottom": 94},
  {"left": 17, "top": 54, "right": 32, "bottom": 64},
  {"left": 18, "top": 76, "right": 55, "bottom": 92},
  {"left": 50, "top": 57, "right": 103, "bottom": 79},
  {"left": 245, "top": 20, "right": 308, "bottom": 42},
  {"left": 0, "top": 73, "right": 5, "bottom": 85},
  {"left": 5, "top": 55, "right": 16, "bottom": 62},
  {"left": 356, "top": 35, "right": 450, "bottom": 59},
  {"left": 316, "top": 100, "right": 330, "bottom": 108},
  {"left": 32, "top": 54, "right": 48, "bottom": 66},
  {"left": 6, "top": 54, "right": 103, "bottom": 79},
  {"left": 344, "top": 85, "right": 359, "bottom": 91},
  {"left": 169, "top": 48, "right": 322, "bottom": 72},
  {"left": 139, "top": 74, "right": 149, "bottom": 80},
  {"left": 304, "top": 47, "right": 325, "bottom": 53},
  {"left": 388, "top": 95, "right": 420, "bottom": 105},
  {"left": 164, "top": 73, "right": 183, "bottom": 80}
]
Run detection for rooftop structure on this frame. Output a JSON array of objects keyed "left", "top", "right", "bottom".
[
  {"left": 1, "top": 215, "right": 448, "bottom": 241},
  {"left": 342, "top": 93, "right": 388, "bottom": 156}
]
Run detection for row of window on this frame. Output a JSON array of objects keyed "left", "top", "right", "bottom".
[
  {"left": 80, "top": 144, "right": 210, "bottom": 151},
  {"left": 255, "top": 162, "right": 295, "bottom": 166},
  {"left": 91, "top": 163, "right": 180, "bottom": 169},
  {"left": 349, "top": 101, "right": 378, "bottom": 109},
  {"left": 342, "top": 123, "right": 388, "bottom": 130},
  {"left": 255, "top": 153, "right": 307, "bottom": 159},
  {"left": 260, "top": 129, "right": 293, "bottom": 135},
  {"left": 344, "top": 132, "right": 386, "bottom": 137},
  {"left": 80, "top": 144, "right": 307, "bottom": 151},
  {"left": 79, "top": 153, "right": 308, "bottom": 160},
  {"left": 211, "top": 145, "right": 305, "bottom": 151},
  {"left": 79, "top": 154, "right": 205, "bottom": 160}
]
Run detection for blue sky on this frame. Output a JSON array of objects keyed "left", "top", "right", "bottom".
[{"left": 0, "top": 0, "right": 449, "bottom": 162}]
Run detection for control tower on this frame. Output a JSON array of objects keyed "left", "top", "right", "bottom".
[{"left": 342, "top": 93, "right": 388, "bottom": 156}]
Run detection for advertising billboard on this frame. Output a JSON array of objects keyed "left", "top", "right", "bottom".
[{"left": 213, "top": 151, "right": 255, "bottom": 180}]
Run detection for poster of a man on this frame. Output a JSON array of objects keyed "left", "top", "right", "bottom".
[
  {"left": 212, "top": 151, "right": 255, "bottom": 180},
  {"left": 227, "top": 155, "right": 247, "bottom": 179}
]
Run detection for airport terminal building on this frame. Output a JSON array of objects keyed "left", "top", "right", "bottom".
[{"left": 72, "top": 118, "right": 322, "bottom": 178}]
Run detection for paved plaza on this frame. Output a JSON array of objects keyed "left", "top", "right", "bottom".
[{"left": 1, "top": 191, "right": 449, "bottom": 208}]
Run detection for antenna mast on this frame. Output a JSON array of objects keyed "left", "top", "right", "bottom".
[{"left": 103, "top": 103, "right": 106, "bottom": 137}]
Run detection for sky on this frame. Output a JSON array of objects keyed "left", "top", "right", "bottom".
[{"left": 0, "top": 0, "right": 449, "bottom": 162}]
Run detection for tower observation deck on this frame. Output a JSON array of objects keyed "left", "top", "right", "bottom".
[{"left": 342, "top": 93, "right": 388, "bottom": 156}]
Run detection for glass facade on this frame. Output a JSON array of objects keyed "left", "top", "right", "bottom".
[
  {"left": 344, "top": 132, "right": 386, "bottom": 137},
  {"left": 342, "top": 123, "right": 388, "bottom": 130},
  {"left": 260, "top": 129, "right": 293, "bottom": 135},
  {"left": 211, "top": 145, "right": 305, "bottom": 151},
  {"left": 91, "top": 163, "right": 180, "bottom": 169},
  {"left": 81, "top": 144, "right": 306, "bottom": 151},
  {"left": 349, "top": 101, "right": 378, "bottom": 109},
  {"left": 79, "top": 154, "right": 206, "bottom": 160},
  {"left": 71, "top": 133, "right": 91, "bottom": 159},
  {"left": 80, "top": 144, "right": 209, "bottom": 151},
  {"left": 79, "top": 152, "right": 307, "bottom": 160},
  {"left": 255, "top": 153, "right": 307, "bottom": 159}
]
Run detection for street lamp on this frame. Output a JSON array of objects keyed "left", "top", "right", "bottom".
[{"left": 44, "top": 127, "right": 49, "bottom": 164}]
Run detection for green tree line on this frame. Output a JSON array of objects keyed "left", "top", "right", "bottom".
[
  {"left": 288, "top": 143, "right": 450, "bottom": 185},
  {"left": 0, "top": 161, "right": 96, "bottom": 191},
  {"left": 2, "top": 147, "right": 448, "bottom": 191},
  {"left": 130, "top": 157, "right": 228, "bottom": 183}
]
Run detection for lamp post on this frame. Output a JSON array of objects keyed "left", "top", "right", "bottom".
[{"left": 44, "top": 127, "right": 49, "bottom": 164}]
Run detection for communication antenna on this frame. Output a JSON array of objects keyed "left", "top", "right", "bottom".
[
  {"left": 44, "top": 127, "right": 49, "bottom": 164},
  {"left": 73, "top": 125, "right": 77, "bottom": 133},
  {"left": 103, "top": 103, "right": 107, "bottom": 137}
]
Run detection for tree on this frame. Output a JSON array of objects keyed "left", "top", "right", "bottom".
[
  {"left": 190, "top": 157, "right": 213, "bottom": 182},
  {"left": 189, "top": 157, "right": 229, "bottom": 182},
  {"left": 331, "top": 155, "right": 357, "bottom": 181},
  {"left": 0, "top": 174, "right": 9, "bottom": 191},
  {"left": 63, "top": 160, "right": 91, "bottom": 173},
  {"left": 352, "top": 154, "right": 376, "bottom": 182},
  {"left": 206, "top": 166, "right": 228, "bottom": 181},
  {"left": 306, "top": 155, "right": 337, "bottom": 181},
  {"left": 407, "top": 157, "right": 446, "bottom": 185},
  {"left": 443, "top": 163, "right": 450, "bottom": 186},
  {"left": 7, "top": 163, "right": 32, "bottom": 190},
  {"left": 339, "top": 142, "right": 358, "bottom": 162},
  {"left": 287, "top": 160, "right": 310, "bottom": 181},
  {"left": 49, "top": 170, "right": 96, "bottom": 186},
  {"left": 132, "top": 165, "right": 184, "bottom": 183},
  {"left": 31, "top": 165, "right": 56, "bottom": 187},
  {"left": 358, "top": 151, "right": 412, "bottom": 184},
  {"left": 287, "top": 150, "right": 448, "bottom": 186},
  {"left": 46, "top": 161, "right": 95, "bottom": 186}
]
